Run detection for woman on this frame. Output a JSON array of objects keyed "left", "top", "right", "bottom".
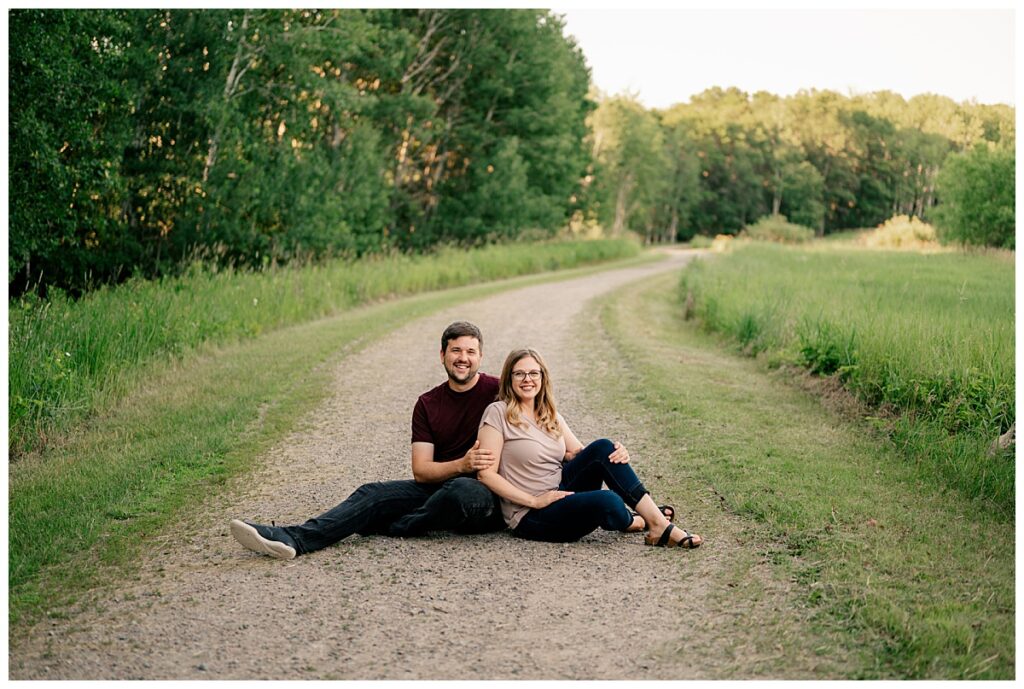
[{"left": 476, "top": 348, "right": 702, "bottom": 547}]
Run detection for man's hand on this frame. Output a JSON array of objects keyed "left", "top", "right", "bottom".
[
  {"left": 461, "top": 440, "right": 496, "bottom": 474},
  {"left": 608, "top": 441, "right": 630, "bottom": 464},
  {"left": 531, "top": 490, "right": 573, "bottom": 509}
]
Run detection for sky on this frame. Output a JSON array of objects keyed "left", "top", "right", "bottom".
[{"left": 554, "top": 8, "right": 1016, "bottom": 109}]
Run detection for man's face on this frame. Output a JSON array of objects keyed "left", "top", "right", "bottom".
[{"left": 441, "top": 336, "right": 482, "bottom": 385}]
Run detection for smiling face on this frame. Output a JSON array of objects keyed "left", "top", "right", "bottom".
[
  {"left": 498, "top": 349, "right": 558, "bottom": 434},
  {"left": 441, "top": 335, "right": 482, "bottom": 389},
  {"left": 510, "top": 356, "right": 543, "bottom": 403}
]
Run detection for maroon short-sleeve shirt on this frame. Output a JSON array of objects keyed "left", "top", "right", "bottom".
[{"left": 411, "top": 373, "right": 499, "bottom": 463}]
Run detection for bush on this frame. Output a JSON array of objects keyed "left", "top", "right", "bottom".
[
  {"left": 931, "top": 145, "right": 1015, "bottom": 249},
  {"left": 687, "top": 234, "right": 714, "bottom": 249},
  {"left": 858, "top": 215, "right": 939, "bottom": 250},
  {"left": 740, "top": 214, "right": 814, "bottom": 244}
]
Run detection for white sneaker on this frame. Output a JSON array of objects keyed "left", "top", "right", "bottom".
[{"left": 230, "top": 519, "right": 297, "bottom": 560}]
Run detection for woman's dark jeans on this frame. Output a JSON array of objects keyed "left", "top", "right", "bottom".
[
  {"left": 270, "top": 476, "right": 503, "bottom": 555},
  {"left": 513, "top": 438, "right": 649, "bottom": 543}
]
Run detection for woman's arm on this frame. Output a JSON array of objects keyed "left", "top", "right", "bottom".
[
  {"left": 477, "top": 425, "right": 571, "bottom": 509},
  {"left": 559, "top": 417, "right": 584, "bottom": 461}
]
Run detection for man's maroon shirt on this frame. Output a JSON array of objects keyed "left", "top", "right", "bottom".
[{"left": 410, "top": 373, "right": 500, "bottom": 462}]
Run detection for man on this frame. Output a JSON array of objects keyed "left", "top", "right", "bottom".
[{"left": 230, "top": 321, "right": 505, "bottom": 559}]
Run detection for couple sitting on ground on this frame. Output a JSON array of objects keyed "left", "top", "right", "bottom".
[{"left": 230, "top": 321, "right": 702, "bottom": 558}]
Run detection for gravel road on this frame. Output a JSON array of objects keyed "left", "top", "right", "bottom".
[{"left": 10, "top": 250, "right": 844, "bottom": 679}]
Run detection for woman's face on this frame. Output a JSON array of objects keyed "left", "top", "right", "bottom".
[{"left": 510, "top": 356, "right": 543, "bottom": 403}]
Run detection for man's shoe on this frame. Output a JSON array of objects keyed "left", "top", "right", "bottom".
[{"left": 230, "top": 519, "right": 297, "bottom": 560}]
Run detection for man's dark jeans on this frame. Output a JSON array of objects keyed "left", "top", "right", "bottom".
[
  {"left": 268, "top": 476, "right": 504, "bottom": 556},
  {"left": 513, "top": 438, "right": 648, "bottom": 543}
]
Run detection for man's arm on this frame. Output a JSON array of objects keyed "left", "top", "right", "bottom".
[{"left": 409, "top": 440, "right": 496, "bottom": 483}]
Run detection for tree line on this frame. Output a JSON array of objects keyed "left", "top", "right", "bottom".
[
  {"left": 9, "top": 9, "right": 1016, "bottom": 297},
  {"left": 10, "top": 8, "right": 592, "bottom": 295},
  {"left": 589, "top": 87, "right": 1014, "bottom": 246}
]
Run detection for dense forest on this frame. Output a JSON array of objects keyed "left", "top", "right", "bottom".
[
  {"left": 9, "top": 8, "right": 1016, "bottom": 296},
  {"left": 10, "top": 8, "right": 593, "bottom": 295}
]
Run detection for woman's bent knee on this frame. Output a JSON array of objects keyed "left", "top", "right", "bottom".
[{"left": 590, "top": 438, "right": 615, "bottom": 457}]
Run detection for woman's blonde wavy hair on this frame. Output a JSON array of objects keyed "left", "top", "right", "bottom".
[{"left": 498, "top": 348, "right": 561, "bottom": 438}]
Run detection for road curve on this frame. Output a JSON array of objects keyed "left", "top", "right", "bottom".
[{"left": 11, "top": 249, "right": 825, "bottom": 680}]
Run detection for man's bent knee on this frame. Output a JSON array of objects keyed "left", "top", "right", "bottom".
[
  {"left": 443, "top": 476, "right": 492, "bottom": 504},
  {"left": 349, "top": 480, "right": 392, "bottom": 500},
  {"left": 442, "top": 477, "right": 499, "bottom": 522}
]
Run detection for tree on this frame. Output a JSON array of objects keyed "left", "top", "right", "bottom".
[
  {"left": 777, "top": 160, "right": 825, "bottom": 229},
  {"left": 655, "top": 115, "right": 703, "bottom": 242},
  {"left": 931, "top": 144, "right": 1015, "bottom": 248},
  {"left": 9, "top": 9, "right": 139, "bottom": 294},
  {"left": 590, "top": 95, "right": 671, "bottom": 241}
]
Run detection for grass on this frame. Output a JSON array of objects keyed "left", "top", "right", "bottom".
[
  {"left": 678, "top": 242, "right": 1014, "bottom": 513},
  {"left": 9, "top": 238, "right": 640, "bottom": 457},
  {"left": 593, "top": 269, "right": 1014, "bottom": 679},
  {"left": 8, "top": 250, "right": 660, "bottom": 628}
]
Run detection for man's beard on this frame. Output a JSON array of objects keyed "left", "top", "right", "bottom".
[{"left": 446, "top": 362, "right": 475, "bottom": 383}]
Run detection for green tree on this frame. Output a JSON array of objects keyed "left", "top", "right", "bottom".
[
  {"left": 655, "top": 115, "right": 703, "bottom": 242},
  {"left": 9, "top": 9, "right": 139, "bottom": 294},
  {"left": 590, "top": 95, "right": 672, "bottom": 241},
  {"left": 777, "top": 160, "right": 825, "bottom": 229},
  {"left": 415, "top": 10, "right": 592, "bottom": 246},
  {"left": 931, "top": 144, "right": 1015, "bottom": 248}
]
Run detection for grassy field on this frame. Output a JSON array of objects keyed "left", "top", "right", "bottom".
[
  {"left": 679, "top": 242, "right": 1014, "bottom": 514},
  {"left": 8, "top": 246, "right": 657, "bottom": 627},
  {"left": 595, "top": 269, "right": 1014, "bottom": 679},
  {"left": 9, "top": 238, "right": 639, "bottom": 457}
]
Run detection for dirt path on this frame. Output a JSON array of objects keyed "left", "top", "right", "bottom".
[{"left": 10, "top": 250, "right": 846, "bottom": 679}]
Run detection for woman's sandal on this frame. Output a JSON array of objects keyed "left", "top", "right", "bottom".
[
  {"left": 659, "top": 504, "right": 676, "bottom": 522},
  {"left": 645, "top": 522, "right": 701, "bottom": 549}
]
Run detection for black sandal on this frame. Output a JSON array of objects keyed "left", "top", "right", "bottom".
[{"left": 645, "top": 522, "right": 701, "bottom": 549}]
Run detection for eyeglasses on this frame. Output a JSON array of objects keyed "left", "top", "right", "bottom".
[{"left": 511, "top": 370, "right": 542, "bottom": 381}]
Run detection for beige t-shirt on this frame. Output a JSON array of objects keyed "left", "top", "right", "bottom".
[{"left": 480, "top": 400, "right": 567, "bottom": 529}]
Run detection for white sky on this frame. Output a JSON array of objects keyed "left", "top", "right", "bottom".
[{"left": 554, "top": 7, "right": 1016, "bottom": 108}]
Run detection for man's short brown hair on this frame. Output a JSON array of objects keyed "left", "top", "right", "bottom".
[{"left": 441, "top": 321, "right": 483, "bottom": 352}]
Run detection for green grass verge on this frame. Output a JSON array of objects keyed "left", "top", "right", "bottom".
[
  {"left": 10, "top": 238, "right": 640, "bottom": 457},
  {"left": 8, "top": 251, "right": 661, "bottom": 629},
  {"left": 679, "top": 242, "right": 1014, "bottom": 513},
  {"left": 595, "top": 269, "right": 1014, "bottom": 679}
]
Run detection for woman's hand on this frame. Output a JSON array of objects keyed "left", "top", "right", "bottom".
[
  {"left": 608, "top": 441, "right": 630, "bottom": 464},
  {"left": 531, "top": 490, "right": 573, "bottom": 509}
]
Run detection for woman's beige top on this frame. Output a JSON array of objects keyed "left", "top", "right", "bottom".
[{"left": 480, "top": 400, "right": 566, "bottom": 529}]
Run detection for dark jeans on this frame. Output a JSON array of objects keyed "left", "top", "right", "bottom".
[
  {"left": 270, "top": 476, "right": 504, "bottom": 556},
  {"left": 513, "top": 438, "right": 649, "bottom": 543}
]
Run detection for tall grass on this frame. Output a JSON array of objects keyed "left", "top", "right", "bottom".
[
  {"left": 598, "top": 271, "right": 1015, "bottom": 678},
  {"left": 9, "top": 238, "right": 639, "bottom": 456},
  {"left": 680, "top": 242, "right": 1014, "bottom": 513}
]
